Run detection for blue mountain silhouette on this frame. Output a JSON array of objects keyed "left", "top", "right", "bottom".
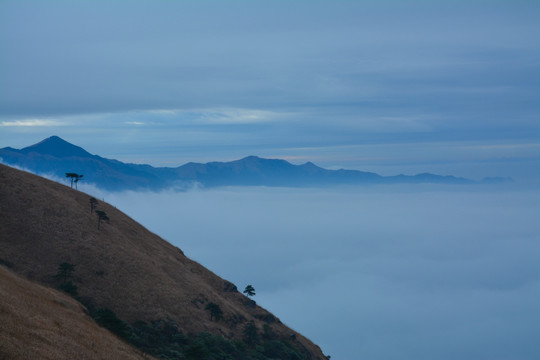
[{"left": 1, "top": 136, "right": 505, "bottom": 191}]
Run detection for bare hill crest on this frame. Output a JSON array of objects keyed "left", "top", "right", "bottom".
[{"left": 0, "top": 164, "right": 326, "bottom": 359}]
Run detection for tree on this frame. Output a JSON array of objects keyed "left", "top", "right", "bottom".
[
  {"left": 89, "top": 197, "right": 98, "bottom": 214},
  {"left": 96, "top": 210, "right": 109, "bottom": 229},
  {"left": 242, "top": 320, "right": 259, "bottom": 345},
  {"left": 204, "top": 303, "right": 223, "bottom": 321},
  {"left": 55, "top": 262, "right": 78, "bottom": 296},
  {"left": 55, "top": 262, "right": 75, "bottom": 283},
  {"left": 74, "top": 174, "right": 83, "bottom": 189},
  {"left": 243, "top": 285, "right": 256, "bottom": 297},
  {"left": 65, "top": 173, "right": 83, "bottom": 189}
]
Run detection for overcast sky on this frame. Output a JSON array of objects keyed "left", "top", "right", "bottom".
[{"left": 0, "top": 0, "right": 538, "bottom": 181}]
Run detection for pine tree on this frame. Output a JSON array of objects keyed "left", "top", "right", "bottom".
[{"left": 243, "top": 285, "right": 256, "bottom": 297}]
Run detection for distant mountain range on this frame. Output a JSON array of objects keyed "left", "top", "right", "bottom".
[{"left": 0, "top": 136, "right": 508, "bottom": 191}]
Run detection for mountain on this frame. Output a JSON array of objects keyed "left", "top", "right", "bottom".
[
  {"left": 0, "top": 163, "right": 327, "bottom": 359},
  {"left": 19, "top": 135, "right": 92, "bottom": 158},
  {"left": 0, "top": 136, "right": 498, "bottom": 191},
  {"left": 0, "top": 136, "right": 169, "bottom": 191}
]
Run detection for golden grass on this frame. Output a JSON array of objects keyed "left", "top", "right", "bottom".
[
  {"left": 0, "top": 266, "right": 154, "bottom": 360},
  {"left": 0, "top": 164, "right": 325, "bottom": 359}
]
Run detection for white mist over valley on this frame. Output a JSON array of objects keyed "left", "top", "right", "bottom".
[{"left": 86, "top": 184, "right": 540, "bottom": 360}]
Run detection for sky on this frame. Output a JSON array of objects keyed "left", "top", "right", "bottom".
[{"left": 0, "top": 0, "right": 539, "bottom": 182}]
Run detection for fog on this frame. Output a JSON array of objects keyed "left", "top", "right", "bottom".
[{"left": 87, "top": 184, "right": 539, "bottom": 359}]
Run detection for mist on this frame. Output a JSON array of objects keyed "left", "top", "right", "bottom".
[{"left": 84, "top": 184, "right": 539, "bottom": 360}]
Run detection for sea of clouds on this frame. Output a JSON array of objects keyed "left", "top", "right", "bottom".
[
  {"left": 81, "top": 183, "right": 538, "bottom": 360},
  {"left": 12, "top": 163, "right": 536, "bottom": 360}
]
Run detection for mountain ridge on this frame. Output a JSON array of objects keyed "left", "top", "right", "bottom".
[{"left": 0, "top": 136, "right": 509, "bottom": 191}]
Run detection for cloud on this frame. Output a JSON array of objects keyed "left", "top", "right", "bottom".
[
  {"left": 0, "top": 119, "right": 65, "bottom": 127},
  {"left": 124, "top": 121, "right": 145, "bottom": 126},
  {"left": 83, "top": 184, "right": 540, "bottom": 360},
  {"left": 195, "top": 108, "right": 288, "bottom": 125},
  {"left": 129, "top": 108, "right": 290, "bottom": 125}
]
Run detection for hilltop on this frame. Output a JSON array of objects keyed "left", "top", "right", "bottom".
[
  {"left": 0, "top": 163, "right": 327, "bottom": 359},
  {"left": 0, "top": 135, "right": 492, "bottom": 191}
]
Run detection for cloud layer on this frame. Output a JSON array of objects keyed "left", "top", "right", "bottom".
[{"left": 88, "top": 184, "right": 540, "bottom": 360}]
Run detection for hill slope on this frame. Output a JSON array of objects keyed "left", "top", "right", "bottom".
[
  {"left": 0, "top": 163, "right": 326, "bottom": 359},
  {"left": 0, "top": 266, "right": 156, "bottom": 360}
]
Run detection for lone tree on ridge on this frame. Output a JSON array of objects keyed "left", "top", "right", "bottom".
[
  {"left": 243, "top": 285, "right": 256, "bottom": 297},
  {"left": 65, "top": 173, "right": 83, "bottom": 189},
  {"left": 74, "top": 174, "right": 83, "bottom": 189}
]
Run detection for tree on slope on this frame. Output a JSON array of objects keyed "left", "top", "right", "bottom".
[
  {"left": 55, "top": 262, "right": 75, "bottom": 283},
  {"left": 65, "top": 173, "right": 83, "bottom": 189},
  {"left": 55, "top": 262, "right": 78, "bottom": 296},
  {"left": 74, "top": 174, "right": 83, "bottom": 189},
  {"left": 243, "top": 285, "right": 256, "bottom": 297},
  {"left": 89, "top": 197, "right": 98, "bottom": 213},
  {"left": 95, "top": 210, "right": 109, "bottom": 230},
  {"left": 242, "top": 320, "right": 259, "bottom": 345},
  {"left": 204, "top": 303, "right": 224, "bottom": 321}
]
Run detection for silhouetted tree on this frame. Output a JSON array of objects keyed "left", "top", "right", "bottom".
[
  {"left": 89, "top": 197, "right": 98, "bottom": 213},
  {"left": 65, "top": 173, "right": 81, "bottom": 188},
  {"left": 95, "top": 210, "right": 109, "bottom": 229},
  {"left": 55, "top": 262, "right": 75, "bottom": 283},
  {"left": 74, "top": 174, "right": 83, "bottom": 189},
  {"left": 243, "top": 285, "right": 256, "bottom": 297},
  {"left": 204, "top": 302, "right": 224, "bottom": 321}
]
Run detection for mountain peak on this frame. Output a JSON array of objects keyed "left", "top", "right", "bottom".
[
  {"left": 21, "top": 136, "right": 92, "bottom": 158},
  {"left": 238, "top": 155, "right": 267, "bottom": 163}
]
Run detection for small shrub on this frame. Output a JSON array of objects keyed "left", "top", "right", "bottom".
[
  {"left": 55, "top": 262, "right": 75, "bottom": 283},
  {"left": 92, "top": 308, "right": 130, "bottom": 339},
  {"left": 58, "top": 281, "right": 78, "bottom": 296},
  {"left": 261, "top": 340, "right": 305, "bottom": 360},
  {"left": 204, "top": 302, "right": 223, "bottom": 321}
]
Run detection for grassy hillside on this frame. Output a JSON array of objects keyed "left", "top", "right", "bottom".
[
  {"left": 0, "top": 265, "right": 155, "bottom": 360},
  {"left": 0, "top": 163, "right": 326, "bottom": 359}
]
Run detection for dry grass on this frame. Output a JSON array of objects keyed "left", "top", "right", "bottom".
[
  {"left": 0, "top": 164, "right": 325, "bottom": 359},
  {"left": 0, "top": 266, "right": 154, "bottom": 360}
]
